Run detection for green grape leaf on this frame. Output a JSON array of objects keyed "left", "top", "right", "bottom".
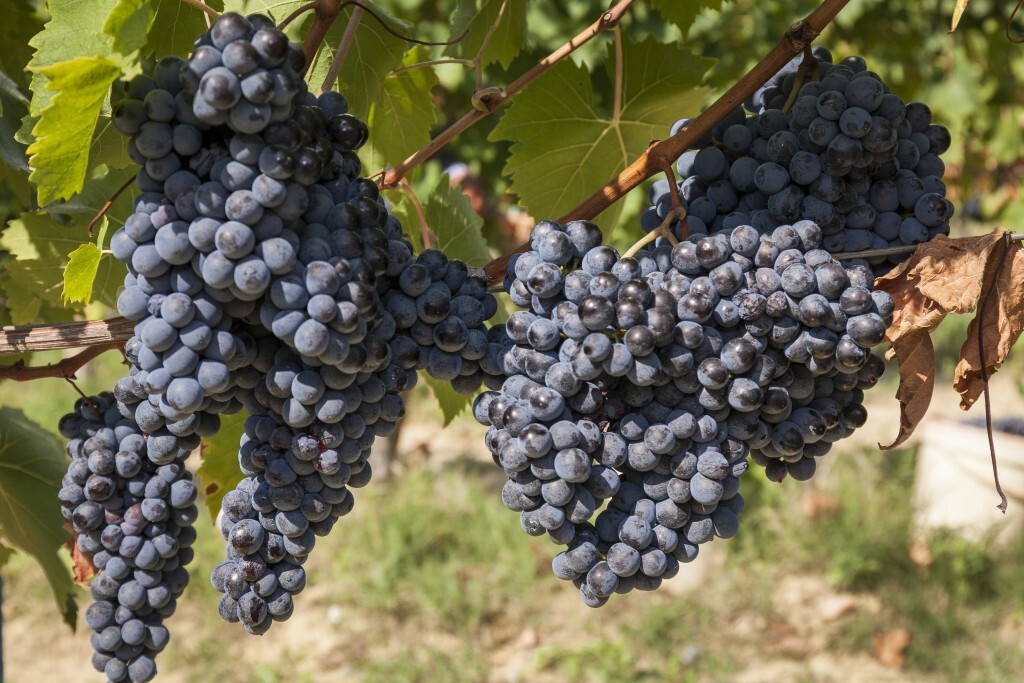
[
  {"left": 0, "top": 69, "right": 30, "bottom": 173},
  {"left": 26, "top": 0, "right": 119, "bottom": 117},
  {"left": 0, "top": 2, "right": 45, "bottom": 79},
  {"left": 422, "top": 173, "right": 492, "bottom": 267},
  {"left": 304, "top": 7, "right": 435, "bottom": 173},
  {"left": 104, "top": 0, "right": 156, "bottom": 57},
  {"left": 0, "top": 192, "right": 128, "bottom": 320},
  {"left": 423, "top": 374, "right": 473, "bottom": 426},
  {"left": 148, "top": 0, "right": 223, "bottom": 58},
  {"left": 89, "top": 117, "right": 133, "bottom": 170},
  {"left": 489, "top": 37, "right": 713, "bottom": 229},
  {"left": 446, "top": 0, "right": 528, "bottom": 69},
  {"left": 196, "top": 411, "right": 246, "bottom": 521},
  {"left": 330, "top": 5, "right": 410, "bottom": 116},
  {"left": 359, "top": 57, "right": 439, "bottom": 174},
  {"left": 0, "top": 408, "right": 77, "bottom": 629},
  {"left": 651, "top": 0, "right": 723, "bottom": 34},
  {"left": 27, "top": 57, "right": 121, "bottom": 206},
  {"left": 63, "top": 241, "right": 104, "bottom": 306}
]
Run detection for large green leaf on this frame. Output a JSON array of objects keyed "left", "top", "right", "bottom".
[
  {"left": 422, "top": 173, "right": 492, "bottom": 267},
  {"left": 489, "top": 37, "right": 713, "bottom": 229},
  {"left": 446, "top": 0, "right": 528, "bottom": 69},
  {"left": 104, "top": 0, "right": 155, "bottom": 57},
  {"left": 0, "top": 408, "right": 77, "bottom": 629},
  {"left": 423, "top": 374, "right": 473, "bottom": 427},
  {"left": 359, "top": 55, "right": 439, "bottom": 174},
  {"left": 27, "top": 57, "right": 122, "bottom": 205},
  {"left": 0, "top": 171, "right": 131, "bottom": 322},
  {"left": 196, "top": 411, "right": 246, "bottom": 521},
  {"left": 26, "top": 0, "right": 119, "bottom": 116},
  {"left": 651, "top": 0, "right": 723, "bottom": 35}
]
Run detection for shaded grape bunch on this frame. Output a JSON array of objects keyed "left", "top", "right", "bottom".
[
  {"left": 383, "top": 247, "right": 505, "bottom": 395},
  {"left": 209, "top": 350, "right": 410, "bottom": 633},
  {"left": 58, "top": 392, "right": 202, "bottom": 682},
  {"left": 649, "top": 47, "right": 952, "bottom": 276}
]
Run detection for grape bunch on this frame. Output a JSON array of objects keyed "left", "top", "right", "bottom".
[
  {"left": 58, "top": 391, "right": 201, "bottom": 682},
  {"left": 476, "top": 216, "right": 892, "bottom": 605},
  {"left": 648, "top": 49, "right": 953, "bottom": 275},
  {"left": 385, "top": 248, "right": 505, "bottom": 395}
]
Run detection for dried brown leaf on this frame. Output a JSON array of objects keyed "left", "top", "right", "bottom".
[
  {"left": 954, "top": 238, "right": 1024, "bottom": 409},
  {"left": 872, "top": 628, "right": 911, "bottom": 668},
  {"left": 62, "top": 520, "right": 97, "bottom": 587},
  {"left": 881, "top": 329, "right": 935, "bottom": 450},
  {"left": 875, "top": 232, "right": 1005, "bottom": 343}
]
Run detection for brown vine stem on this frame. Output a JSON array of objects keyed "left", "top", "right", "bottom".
[
  {"left": 87, "top": 176, "right": 134, "bottom": 237},
  {"left": 0, "top": 318, "right": 134, "bottom": 356},
  {"left": 483, "top": 0, "right": 852, "bottom": 283},
  {"left": 301, "top": 0, "right": 344, "bottom": 76},
  {"left": 379, "top": 0, "right": 638, "bottom": 190},
  {"left": 0, "top": 344, "right": 122, "bottom": 382},
  {"left": 319, "top": 5, "right": 363, "bottom": 94}
]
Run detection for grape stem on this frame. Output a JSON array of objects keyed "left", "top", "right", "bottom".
[
  {"left": 318, "top": 4, "right": 363, "bottom": 93},
  {"left": 180, "top": 0, "right": 219, "bottom": 19},
  {"left": 394, "top": 178, "right": 434, "bottom": 250},
  {"left": 378, "top": 0, "right": 639, "bottom": 190},
  {"left": 622, "top": 208, "right": 683, "bottom": 259},
  {"left": 483, "top": 0, "right": 853, "bottom": 284},
  {"left": 86, "top": 176, "right": 134, "bottom": 237},
  {"left": 0, "top": 343, "right": 122, "bottom": 382}
]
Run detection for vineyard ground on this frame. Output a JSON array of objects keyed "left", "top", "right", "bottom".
[{"left": 3, "top": 339, "right": 1024, "bottom": 683}]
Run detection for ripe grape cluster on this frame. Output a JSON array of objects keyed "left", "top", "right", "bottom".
[
  {"left": 58, "top": 392, "right": 200, "bottom": 683},
  {"left": 60, "top": 9, "right": 513, "bottom": 668},
  {"left": 475, "top": 216, "right": 892, "bottom": 605},
  {"left": 647, "top": 49, "right": 952, "bottom": 275}
]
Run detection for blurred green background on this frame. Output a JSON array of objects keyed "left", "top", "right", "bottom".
[{"left": 4, "top": 0, "right": 1024, "bottom": 681}]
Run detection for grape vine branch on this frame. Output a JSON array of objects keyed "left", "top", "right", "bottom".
[{"left": 484, "top": 0, "right": 854, "bottom": 283}]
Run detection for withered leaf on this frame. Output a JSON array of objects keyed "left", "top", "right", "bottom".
[
  {"left": 874, "top": 230, "right": 1013, "bottom": 445},
  {"left": 63, "top": 520, "right": 97, "bottom": 587},
  {"left": 954, "top": 236, "right": 1024, "bottom": 409},
  {"left": 880, "top": 329, "right": 935, "bottom": 450},
  {"left": 876, "top": 231, "right": 1006, "bottom": 343}
]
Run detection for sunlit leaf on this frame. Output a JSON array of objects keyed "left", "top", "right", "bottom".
[
  {"left": 27, "top": 56, "right": 121, "bottom": 205},
  {"left": 490, "top": 37, "right": 713, "bottom": 229},
  {"left": 196, "top": 411, "right": 246, "bottom": 521}
]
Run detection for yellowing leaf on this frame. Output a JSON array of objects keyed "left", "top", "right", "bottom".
[
  {"left": 490, "top": 38, "right": 713, "bottom": 229},
  {"left": 0, "top": 408, "right": 77, "bottom": 629},
  {"left": 950, "top": 0, "right": 970, "bottom": 32},
  {"left": 197, "top": 411, "right": 246, "bottom": 521},
  {"left": 26, "top": 0, "right": 119, "bottom": 116},
  {"left": 28, "top": 57, "right": 121, "bottom": 205},
  {"left": 104, "top": 0, "right": 155, "bottom": 57},
  {"left": 63, "top": 241, "right": 104, "bottom": 305}
]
